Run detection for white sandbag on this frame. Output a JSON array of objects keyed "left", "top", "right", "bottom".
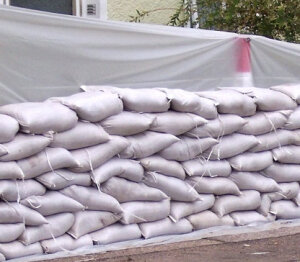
[
  {"left": 182, "top": 159, "right": 231, "bottom": 177},
  {"left": 36, "top": 169, "right": 91, "bottom": 190},
  {"left": 10, "top": 203, "right": 48, "bottom": 226},
  {"left": 212, "top": 190, "right": 261, "bottom": 216},
  {"left": 0, "top": 114, "right": 19, "bottom": 143},
  {"left": 169, "top": 194, "right": 215, "bottom": 222},
  {"left": 0, "top": 134, "right": 51, "bottom": 162},
  {"left": 148, "top": 111, "right": 207, "bottom": 135},
  {"left": 19, "top": 213, "right": 75, "bottom": 245},
  {"left": 187, "top": 210, "right": 234, "bottom": 230},
  {"left": 0, "top": 161, "right": 24, "bottom": 180},
  {"left": 50, "top": 91, "right": 123, "bottom": 122},
  {"left": 270, "top": 200, "right": 300, "bottom": 219},
  {"left": 0, "top": 203, "right": 23, "bottom": 223},
  {"left": 230, "top": 211, "right": 270, "bottom": 226},
  {"left": 257, "top": 194, "right": 272, "bottom": 216},
  {"left": 41, "top": 234, "right": 93, "bottom": 254},
  {"left": 100, "top": 111, "right": 155, "bottom": 136},
  {"left": 250, "top": 130, "right": 299, "bottom": 152},
  {"left": 0, "top": 241, "right": 43, "bottom": 260},
  {"left": 0, "top": 179, "right": 46, "bottom": 201},
  {"left": 91, "top": 223, "right": 142, "bottom": 245},
  {"left": 230, "top": 87, "right": 297, "bottom": 111},
  {"left": 92, "top": 157, "right": 144, "bottom": 185},
  {"left": 120, "top": 131, "right": 179, "bottom": 159},
  {"left": 238, "top": 111, "right": 290, "bottom": 135},
  {"left": 158, "top": 88, "right": 218, "bottom": 119},
  {"left": 294, "top": 192, "right": 300, "bottom": 206},
  {"left": 70, "top": 136, "right": 129, "bottom": 172},
  {"left": 186, "top": 114, "right": 246, "bottom": 138},
  {"left": 283, "top": 107, "right": 300, "bottom": 130},
  {"left": 262, "top": 164, "right": 300, "bottom": 182},
  {"left": 186, "top": 177, "right": 241, "bottom": 196},
  {"left": 229, "top": 172, "right": 280, "bottom": 193},
  {"left": 121, "top": 199, "right": 170, "bottom": 224},
  {"left": 0, "top": 253, "right": 4, "bottom": 262},
  {"left": 143, "top": 172, "right": 199, "bottom": 202},
  {"left": 270, "top": 83, "right": 300, "bottom": 103},
  {"left": 50, "top": 122, "right": 109, "bottom": 150},
  {"left": 0, "top": 147, "right": 6, "bottom": 157},
  {"left": 139, "top": 218, "right": 192, "bottom": 239},
  {"left": 101, "top": 177, "right": 168, "bottom": 203},
  {"left": 228, "top": 151, "right": 273, "bottom": 172},
  {"left": 159, "top": 136, "right": 218, "bottom": 161},
  {"left": 21, "top": 191, "right": 84, "bottom": 216},
  {"left": 0, "top": 102, "right": 78, "bottom": 134},
  {"left": 197, "top": 90, "right": 256, "bottom": 116},
  {"left": 141, "top": 156, "right": 186, "bottom": 180},
  {"left": 203, "top": 134, "right": 259, "bottom": 160},
  {"left": 68, "top": 211, "right": 121, "bottom": 239},
  {"left": 273, "top": 145, "right": 300, "bottom": 164},
  {"left": 18, "top": 147, "right": 79, "bottom": 179},
  {"left": 0, "top": 223, "right": 24, "bottom": 243},
  {"left": 60, "top": 185, "right": 122, "bottom": 213}
]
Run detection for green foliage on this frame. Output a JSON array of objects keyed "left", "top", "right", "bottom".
[{"left": 130, "top": 0, "right": 300, "bottom": 43}]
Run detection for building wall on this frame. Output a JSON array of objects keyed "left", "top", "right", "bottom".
[{"left": 107, "top": 0, "right": 181, "bottom": 25}]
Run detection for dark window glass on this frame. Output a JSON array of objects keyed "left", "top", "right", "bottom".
[{"left": 10, "top": 0, "right": 73, "bottom": 15}]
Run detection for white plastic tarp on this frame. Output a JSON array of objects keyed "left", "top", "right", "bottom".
[{"left": 0, "top": 5, "right": 299, "bottom": 105}]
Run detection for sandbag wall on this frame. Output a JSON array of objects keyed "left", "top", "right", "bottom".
[{"left": 0, "top": 84, "right": 300, "bottom": 261}]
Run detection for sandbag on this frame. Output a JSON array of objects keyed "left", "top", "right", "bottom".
[
  {"left": 141, "top": 155, "right": 186, "bottom": 180},
  {"left": 186, "top": 114, "right": 246, "bottom": 138},
  {"left": 18, "top": 147, "right": 79, "bottom": 179},
  {"left": 197, "top": 90, "right": 256, "bottom": 116},
  {"left": 0, "top": 242, "right": 43, "bottom": 260},
  {"left": 212, "top": 190, "right": 261, "bottom": 216},
  {"left": 121, "top": 199, "right": 170, "bottom": 224},
  {"left": 169, "top": 194, "right": 215, "bottom": 222},
  {"left": 19, "top": 213, "right": 75, "bottom": 245},
  {"left": 68, "top": 211, "right": 121, "bottom": 239},
  {"left": 60, "top": 185, "right": 122, "bottom": 213},
  {"left": 139, "top": 218, "right": 192, "bottom": 239},
  {"left": 0, "top": 253, "right": 4, "bottom": 262},
  {"left": 270, "top": 200, "right": 300, "bottom": 219},
  {"left": 70, "top": 136, "right": 129, "bottom": 172},
  {"left": 0, "top": 102, "right": 78, "bottom": 134},
  {"left": 238, "top": 111, "right": 291, "bottom": 136},
  {"left": 50, "top": 91, "right": 123, "bottom": 122},
  {"left": 283, "top": 107, "right": 300, "bottom": 130},
  {"left": 41, "top": 234, "right": 93, "bottom": 254},
  {"left": 92, "top": 157, "right": 144, "bottom": 185},
  {"left": 186, "top": 177, "right": 241, "bottom": 196},
  {"left": 0, "top": 179, "right": 46, "bottom": 201},
  {"left": 262, "top": 164, "right": 300, "bottom": 182},
  {"left": 36, "top": 169, "right": 91, "bottom": 190},
  {"left": 21, "top": 191, "right": 84, "bottom": 216},
  {"left": 0, "top": 203, "right": 23, "bottom": 224},
  {"left": 187, "top": 210, "right": 234, "bottom": 230},
  {"left": 0, "top": 223, "right": 24, "bottom": 243},
  {"left": 270, "top": 83, "right": 300, "bottom": 104},
  {"left": 0, "top": 161, "right": 24, "bottom": 180},
  {"left": 0, "top": 134, "right": 51, "bottom": 161},
  {"left": 100, "top": 111, "right": 155, "bottom": 136},
  {"left": 228, "top": 151, "right": 273, "bottom": 172},
  {"left": 0, "top": 114, "right": 19, "bottom": 143},
  {"left": 230, "top": 211, "right": 270, "bottom": 226},
  {"left": 294, "top": 192, "right": 300, "bottom": 206},
  {"left": 0, "top": 147, "right": 6, "bottom": 157},
  {"left": 250, "top": 130, "right": 299, "bottom": 152},
  {"left": 203, "top": 134, "right": 259, "bottom": 160},
  {"left": 120, "top": 131, "right": 179, "bottom": 159},
  {"left": 90, "top": 223, "right": 142, "bottom": 245},
  {"left": 272, "top": 145, "right": 300, "bottom": 164},
  {"left": 101, "top": 177, "right": 168, "bottom": 203},
  {"left": 159, "top": 136, "right": 218, "bottom": 161},
  {"left": 158, "top": 88, "right": 218, "bottom": 119},
  {"left": 182, "top": 159, "right": 231, "bottom": 177},
  {"left": 143, "top": 172, "right": 199, "bottom": 202},
  {"left": 50, "top": 121, "right": 109, "bottom": 150},
  {"left": 148, "top": 111, "right": 207, "bottom": 135},
  {"left": 229, "top": 172, "right": 280, "bottom": 193}
]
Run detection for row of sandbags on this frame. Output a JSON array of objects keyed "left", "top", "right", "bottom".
[{"left": 0, "top": 84, "right": 300, "bottom": 261}]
